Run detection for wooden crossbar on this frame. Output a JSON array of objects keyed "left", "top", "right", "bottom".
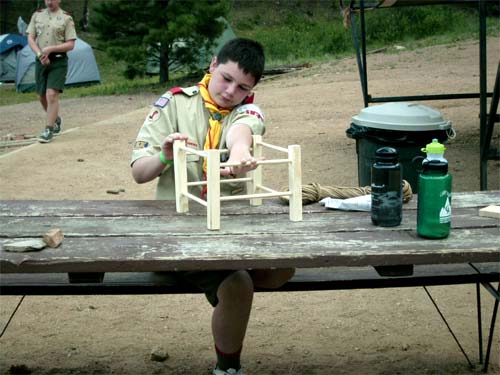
[{"left": 173, "top": 135, "right": 302, "bottom": 230}]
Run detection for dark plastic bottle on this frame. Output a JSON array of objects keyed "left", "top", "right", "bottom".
[
  {"left": 371, "top": 147, "right": 402, "bottom": 227},
  {"left": 417, "top": 160, "right": 452, "bottom": 238}
]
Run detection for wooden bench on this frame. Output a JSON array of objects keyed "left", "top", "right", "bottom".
[{"left": 1, "top": 192, "right": 499, "bottom": 371}]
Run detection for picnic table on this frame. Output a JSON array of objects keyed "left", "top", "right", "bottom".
[{"left": 0, "top": 190, "right": 499, "bottom": 371}]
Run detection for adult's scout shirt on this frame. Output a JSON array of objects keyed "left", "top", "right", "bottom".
[
  {"left": 131, "top": 86, "right": 266, "bottom": 200},
  {"left": 27, "top": 8, "right": 77, "bottom": 49}
]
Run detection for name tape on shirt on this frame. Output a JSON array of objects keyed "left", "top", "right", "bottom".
[{"left": 237, "top": 104, "right": 264, "bottom": 121}]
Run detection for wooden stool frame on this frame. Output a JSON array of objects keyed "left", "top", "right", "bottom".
[{"left": 173, "top": 135, "right": 302, "bottom": 230}]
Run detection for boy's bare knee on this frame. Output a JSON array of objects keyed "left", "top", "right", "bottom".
[
  {"left": 218, "top": 270, "right": 253, "bottom": 300},
  {"left": 251, "top": 268, "right": 295, "bottom": 289}
]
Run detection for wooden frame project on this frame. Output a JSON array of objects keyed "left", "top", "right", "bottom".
[{"left": 173, "top": 135, "right": 302, "bottom": 230}]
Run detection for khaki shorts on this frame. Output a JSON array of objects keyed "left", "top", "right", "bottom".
[
  {"left": 35, "top": 54, "right": 68, "bottom": 96},
  {"left": 168, "top": 270, "right": 236, "bottom": 307}
]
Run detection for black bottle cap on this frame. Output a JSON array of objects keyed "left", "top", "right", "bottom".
[{"left": 375, "top": 147, "right": 398, "bottom": 163}]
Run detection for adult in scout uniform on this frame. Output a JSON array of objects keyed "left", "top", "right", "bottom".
[
  {"left": 27, "top": 0, "right": 77, "bottom": 143},
  {"left": 131, "top": 38, "right": 294, "bottom": 375}
]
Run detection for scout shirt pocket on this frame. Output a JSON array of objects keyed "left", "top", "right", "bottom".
[
  {"left": 34, "top": 20, "right": 45, "bottom": 38},
  {"left": 54, "top": 23, "right": 67, "bottom": 43}
]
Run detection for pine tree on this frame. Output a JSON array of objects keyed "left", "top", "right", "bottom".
[{"left": 92, "top": 0, "right": 229, "bottom": 83}]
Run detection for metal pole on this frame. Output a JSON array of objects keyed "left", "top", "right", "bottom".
[
  {"left": 360, "top": 0, "right": 369, "bottom": 107},
  {"left": 476, "top": 282, "right": 484, "bottom": 364},
  {"left": 479, "top": 0, "right": 488, "bottom": 190}
]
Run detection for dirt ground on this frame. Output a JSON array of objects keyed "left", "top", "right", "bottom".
[{"left": 0, "top": 37, "right": 499, "bottom": 375}]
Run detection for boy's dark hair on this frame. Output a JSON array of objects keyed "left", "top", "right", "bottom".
[{"left": 216, "top": 38, "right": 265, "bottom": 85}]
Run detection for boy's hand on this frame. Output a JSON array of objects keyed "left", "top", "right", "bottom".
[
  {"left": 161, "top": 133, "right": 189, "bottom": 160},
  {"left": 220, "top": 156, "right": 264, "bottom": 177}
]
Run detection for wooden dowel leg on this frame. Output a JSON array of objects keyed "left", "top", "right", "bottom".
[
  {"left": 288, "top": 144, "right": 302, "bottom": 221},
  {"left": 174, "top": 140, "right": 189, "bottom": 213},
  {"left": 206, "top": 150, "right": 221, "bottom": 230},
  {"left": 249, "top": 135, "right": 263, "bottom": 206}
]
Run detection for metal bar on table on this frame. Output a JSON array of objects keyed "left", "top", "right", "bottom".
[
  {"left": 476, "top": 282, "right": 484, "bottom": 364},
  {"left": 482, "top": 282, "right": 499, "bottom": 373},
  {"left": 423, "top": 286, "right": 474, "bottom": 369}
]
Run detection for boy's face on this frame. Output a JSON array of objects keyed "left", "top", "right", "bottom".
[
  {"left": 45, "top": 0, "right": 61, "bottom": 12},
  {"left": 208, "top": 58, "right": 255, "bottom": 109}
]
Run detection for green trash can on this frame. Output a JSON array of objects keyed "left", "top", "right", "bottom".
[{"left": 346, "top": 102, "right": 453, "bottom": 193}]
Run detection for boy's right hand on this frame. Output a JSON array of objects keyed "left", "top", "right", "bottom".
[{"left": 161, "top": 133, "right": 189, "bottom": 160}]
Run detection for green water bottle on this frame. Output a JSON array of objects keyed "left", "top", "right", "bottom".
[{"left": 417, "top": 139, "right": 452, "bottom": 238}]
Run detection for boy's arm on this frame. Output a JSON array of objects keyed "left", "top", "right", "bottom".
[
  {"left": 132, "top": 133, "right": 188, "bottom": 183},
  {"left": 222, "top": 123, "right": 260, "bottom": 177}
]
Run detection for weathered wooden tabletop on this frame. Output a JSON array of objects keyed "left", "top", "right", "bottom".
[{"left": 0, "top": 191, "right": 499, "bottom": 273}]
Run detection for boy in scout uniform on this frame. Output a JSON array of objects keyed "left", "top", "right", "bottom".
[
  {"left": 27, "top": 0, "right": 77, "bottom": 143},
  {"left": 131, "top": 38, "right": 294, "bottom": 375}
]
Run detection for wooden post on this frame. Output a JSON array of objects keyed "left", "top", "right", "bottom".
[
  {"left": 173, "top": 140, "right": 189, "bottom": 213},
  {"left": 206, "top": 149, "right": 221, "bottom": 230},
  {"left": 249, "top": 135, "right": 263, "bottom": 206},
  {"left": 288, "top": 144, "right": 302, "bottom": 221}
]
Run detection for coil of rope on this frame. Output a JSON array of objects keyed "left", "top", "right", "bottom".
[{"left": 281, "top": 180, "right": 413, "bottom": 205}]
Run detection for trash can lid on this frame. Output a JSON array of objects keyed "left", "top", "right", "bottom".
[{"left": 351, "top": 102, "right": 451, "bottom": 131}]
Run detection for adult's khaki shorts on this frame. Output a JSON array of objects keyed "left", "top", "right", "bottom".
[{"left": 35, "top": 55, "right": 68, "bottom": 96}]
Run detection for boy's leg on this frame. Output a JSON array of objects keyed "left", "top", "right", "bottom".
[
  {"left": 251, "top": 268, "right": 295, "bottom": 289},
  {"left": 179, "top": 270, "right": 253, "bottom": 371},
  {"left": 213, "top": 270, "right": 253, "bottom": 351}
]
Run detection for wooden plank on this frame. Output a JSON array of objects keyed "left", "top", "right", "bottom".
[
  {"left": 0, "top": 192, "right": 498, "bottom": 217},
  {"left": 1, "top": 227, "right": 498, "bottom": 273},
  {"left": 0, "top": 207, "right": 497, "bottom": 238}
]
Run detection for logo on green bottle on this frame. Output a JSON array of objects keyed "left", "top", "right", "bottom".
[{"left": 439, "top": 192, "right": 452, "bottom": 224}]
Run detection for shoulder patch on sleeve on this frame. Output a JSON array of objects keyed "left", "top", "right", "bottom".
[
  {"left": 154, "top": 96, "right": 170, "bottom": 108},
  {"left": 236, "top": 104, "right": 264, "bottom": 121}
]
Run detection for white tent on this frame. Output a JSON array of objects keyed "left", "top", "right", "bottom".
[
  {"left": 0, "top": 33, "right": 27, "bottom": 82},
  {"left": 16, "top": 38, "right": 101, "bottom": 92}
]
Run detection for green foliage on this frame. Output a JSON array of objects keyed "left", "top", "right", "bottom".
[
  {"left": 231, "top": 2, "right": 499, "bottom": 64},
  {"left": 362, "top": 6, "right": 476, "bottom": 45},
  {"left": 2, "top": 1, "right": 499, "bottom": 106},
  {"left": 91, "top": 0, "right": 229, "bottom": 81}
]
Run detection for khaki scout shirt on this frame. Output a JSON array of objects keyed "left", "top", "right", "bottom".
[
  {"left": 27, "top": 8, "right": 77, "bottom": 48},
  {"left": 131, "top": 86, "right": 266, "bottom": 200}
]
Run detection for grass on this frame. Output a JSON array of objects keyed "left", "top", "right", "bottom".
[{"left": 1, "top": 4, "right": 498, "bottom": 107}]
